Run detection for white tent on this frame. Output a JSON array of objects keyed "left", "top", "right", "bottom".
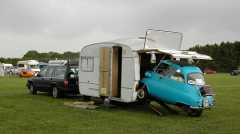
[{"left": 0, "top": 63, "right": 4, "bottom": 76}]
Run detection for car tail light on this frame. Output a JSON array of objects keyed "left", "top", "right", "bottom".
[{"left": 64, "top": 80, "right": 68, "bottom": 88}]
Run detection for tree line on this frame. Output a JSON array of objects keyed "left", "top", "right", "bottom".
[
  {"left": 189, "top": 41, "right": 240, "bottom": 72},
  {"left": 0, "top": 50, "right": 79, "bottom": 65},
  {"left": 1, "top": 41, "right": 240, "bottom": 72}
]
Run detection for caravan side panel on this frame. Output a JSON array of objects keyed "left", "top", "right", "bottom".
[
  {"left": 79, "top": 46, "right": 101, "bottom": 97},
  {"left": 79, "top": 43, "right": 137, "bottom": 102}
]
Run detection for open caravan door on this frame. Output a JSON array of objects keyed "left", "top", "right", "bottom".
[{"left": 143, "top": 29, "right": 212, "bottom": 60}]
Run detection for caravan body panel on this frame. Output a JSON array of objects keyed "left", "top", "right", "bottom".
[{"left": 79, "top": 43, "right": 138, "bottom": 102}]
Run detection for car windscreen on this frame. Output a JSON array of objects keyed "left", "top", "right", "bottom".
[
  {"left": 18, "top": 64, "right": 24, "bottom": 67},
  {"left": 187, "top": 73, "right": 205, "bottom": 86},
  {"left": 30, "top": 65, "right": 39, "bottom": 69}
]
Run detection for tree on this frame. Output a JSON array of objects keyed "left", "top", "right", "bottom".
[{"left": 189, "top": 41, "right": 240, "bottom": 72}]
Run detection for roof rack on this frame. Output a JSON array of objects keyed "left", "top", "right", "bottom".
[{"left": 48, "top": 60, "right": 68, "bottom": 65}]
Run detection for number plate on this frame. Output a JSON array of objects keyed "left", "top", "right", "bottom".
[{"left": 203, "top": 97, "right": 209, "bottom": 108}]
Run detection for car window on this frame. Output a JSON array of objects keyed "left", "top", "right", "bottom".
[
  {"left": 54, "top": 66, "right": 66, "bottom": 79},
  {"left": 46, "top": 66, "right": 55, "bottom": 77},
  {"left": 187, "top": 73, "right": 205, "bottom": 85},
  {"left": 39, "top": 67, "right": 47, "bottom": 77},
  {"left": 170, "top": 72, "right": 184, "bottom": 82},
  {"left": 18, "top": 64, "right": 24, "bottom": 67},
  {"left": 156, "top": 63, "right": 175, "bottom": 76},
  {"left": 30, "top": 65, "right": 39, "bottom": 69},
  {"left": 155, "top": 63, "right": 169, "bottom": 74}
]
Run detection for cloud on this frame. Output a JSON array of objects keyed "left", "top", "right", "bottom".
[{"left": 0, "top": 0, "right": 239, "bottom": 57}]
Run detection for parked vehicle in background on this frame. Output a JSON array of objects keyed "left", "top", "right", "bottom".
[
  {"left": 39, "top": 62, "right": 48, "bottom": 70},
  {"left": 0, "top": 64, "right": 4, "bottom": 76},
  {"left": 17, "top": 60, "right": 40, "bottom": 77},
  {"left": 26, "top": 60, "right": 79, "bottom": 98},
  {"left": 0, "top": 63, "right": 14, "bottom": 76},
  {"left": 204, "top": 68, "right": 216, "bottom": 74},
  {"left": 230, "top": 68, "right": 240, "bottom": 76}
]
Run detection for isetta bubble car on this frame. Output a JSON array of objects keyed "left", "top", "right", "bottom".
[{"left": 139, "top": 60, "right": 214, "bottom": 116}]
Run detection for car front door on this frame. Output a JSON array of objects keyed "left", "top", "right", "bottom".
[
  {"left": 148, "top": 71, "right": 186, "bottom": 104},
  {"left": 43, "top": 66, "right": 55, "bottom": 90},
  {"left": 52, "top": 66, "right": 66, "bottom": 91},
  {"left": 33, "top": 67, "right": 47, "bottom": 91}
]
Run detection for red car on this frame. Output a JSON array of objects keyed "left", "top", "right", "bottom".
[{"left": 204, "top": 68, "right": 216, "bottom": 74}]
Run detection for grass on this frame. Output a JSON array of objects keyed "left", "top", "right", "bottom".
[{"left": 0, "top": 74, "right": 240, "bottom": 134}]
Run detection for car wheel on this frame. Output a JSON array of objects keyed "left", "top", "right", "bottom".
[
  {"left": 137, "top": 85, "right": 149, "bottom": 103},
  {"left": 29, "top": 84, "right": 37, "bottom": 95},
  {"left": 52, "top": 87, "right": 62, "bottom": 98},
  {"left": 187, "top": 108, "right": 203, "bottom": 117}
]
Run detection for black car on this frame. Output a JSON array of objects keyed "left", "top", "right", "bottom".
[
  {"left": 230, "top": 69, "right": 240, "bottom": 76},
  {"left": 27, "top": 62, "right": 79, "bottom": 98}
]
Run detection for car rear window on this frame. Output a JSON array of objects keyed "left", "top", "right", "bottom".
[{"left": 54, "top": 66, "right": 66, "bottom": 79}]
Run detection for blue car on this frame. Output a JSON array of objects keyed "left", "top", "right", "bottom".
[{"left": 138, "top": 60, "right": 214, "bottom": 116}]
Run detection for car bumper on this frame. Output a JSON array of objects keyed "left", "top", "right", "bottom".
[{"left": 191, "top": 96, "right": 214, "bottom": 109}]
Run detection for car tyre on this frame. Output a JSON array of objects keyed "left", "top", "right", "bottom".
[
  {"left": 137, "top": 85, "right": 149, "bottom": 104},
  {"left": 52, "top": 87, "right": 62, "bottom": 98},
  {"left": 29, "top": 84, "right": 37, "bottom": 95},
  {"left": 187, "top": 108, "right": 203, "bottom": 117}
]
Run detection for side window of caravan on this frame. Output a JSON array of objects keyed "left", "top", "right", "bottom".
[{"left": 81, "top": 56, "right": 94, "bottom": 72}]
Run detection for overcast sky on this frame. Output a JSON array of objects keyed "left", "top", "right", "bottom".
[{"left": 0, "top": 0, "right": 239, "bottom": 57}]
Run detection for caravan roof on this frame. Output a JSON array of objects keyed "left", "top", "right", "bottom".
[
  {"left": 96, "top": 37, "right": 212, "bottom": 60},
  {"left": 82, "top": 29, "right": 211, "bottom": 60},
  {"left": 17, "top": 60, "right": 39, "bottom": 65}
]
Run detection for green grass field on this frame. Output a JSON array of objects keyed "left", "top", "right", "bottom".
[{"left": 0, "top": 74, "right": 240, "bottom": 134}]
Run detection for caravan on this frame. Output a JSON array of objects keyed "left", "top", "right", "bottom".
[{"left": 78, "top": 30, "right": 212, "bottom": 105}]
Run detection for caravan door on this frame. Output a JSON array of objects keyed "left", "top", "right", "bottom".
[{"left": 99, "top": 47, "right": 122, "bottom": 98}]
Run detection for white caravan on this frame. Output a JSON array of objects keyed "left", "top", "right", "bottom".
[{"left": 78, "top": 30, "right": 212, "bottom": 103}]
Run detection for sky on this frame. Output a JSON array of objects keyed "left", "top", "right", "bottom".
[{"left": 0, "top": 0, "right": 239, "bottom": 58}]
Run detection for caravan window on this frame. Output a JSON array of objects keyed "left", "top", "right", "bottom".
[
  {"left": 18, "top": 64, "right": 24, "bottom": 67},
  {"left": 81, "top": 56, "right": 94, "bottom": 72}
]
